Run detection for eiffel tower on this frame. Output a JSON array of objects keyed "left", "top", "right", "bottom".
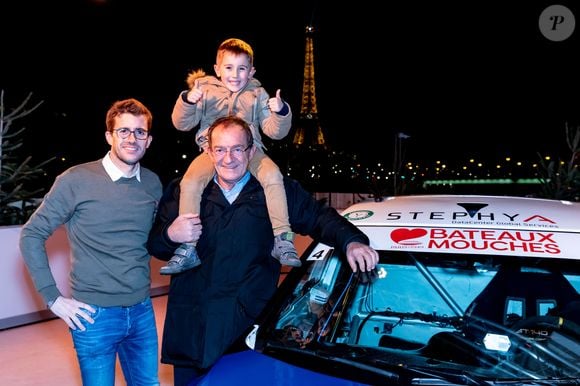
[{"left": 293, "top": 25, "right": 326, "bottom": 148}]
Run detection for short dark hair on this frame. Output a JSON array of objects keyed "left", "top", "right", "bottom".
[
  {"left": 207, "top": 116, "right": 253, "bottom": 148},
  {"left": 106, "top": 98, "right": 153, "bottom": 133}
]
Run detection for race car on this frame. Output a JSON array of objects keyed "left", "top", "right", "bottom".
[{"left": 193, "top": 195, "right": 580, "bottom": 385}]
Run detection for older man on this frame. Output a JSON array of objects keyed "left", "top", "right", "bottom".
[{"left": 147, "top": 115, "right": 378, "bottom": 386}]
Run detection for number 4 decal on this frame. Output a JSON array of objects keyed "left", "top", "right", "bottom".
[{"left": 307, "top": 246, "right": 333, "bottom": 261}]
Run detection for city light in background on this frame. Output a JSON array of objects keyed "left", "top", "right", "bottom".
[{"left": 2, "top": 1, "right": 579, "bottom": 199}]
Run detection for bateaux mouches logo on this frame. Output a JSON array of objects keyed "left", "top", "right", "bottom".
[
  {"left": 387, "top": 202, "right": 561, "bottom": 254},
  {"left": 389, "top": 228, "right": 560, "bottom": 254}
]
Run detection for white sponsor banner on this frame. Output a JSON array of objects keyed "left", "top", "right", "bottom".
[{"left": 360, "top": 226, "right": 580, "bottom": 259}]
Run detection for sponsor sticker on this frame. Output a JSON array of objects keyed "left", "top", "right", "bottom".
[{"left": 344, "top": 210, "right": 374, "bottom": 220}]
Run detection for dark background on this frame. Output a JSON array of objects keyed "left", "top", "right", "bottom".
[{"left": 2, "top": 0, "right": 579, "bottom": 186}]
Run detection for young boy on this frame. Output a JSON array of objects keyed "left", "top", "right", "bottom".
[{"left": 160, "top": 38, "right": 300, "bottom": 275}]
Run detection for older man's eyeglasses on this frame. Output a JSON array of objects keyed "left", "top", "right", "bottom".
[
  {"left": 113, "top": 128, "right": 149, "bottom": 140},
  {"left": 211, "top": 145, "right": 251, "bottom": 158}
]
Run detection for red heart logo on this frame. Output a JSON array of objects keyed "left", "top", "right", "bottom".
[{"left": 391, "top": 228, "right": 428, "bottom": 245}]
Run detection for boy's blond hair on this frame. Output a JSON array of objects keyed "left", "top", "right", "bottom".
[{"left": 216, "top": 38, "right": 254, "bottom": 66}]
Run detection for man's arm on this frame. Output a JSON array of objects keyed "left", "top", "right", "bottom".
[
  {"left": 19, "top": 175, "right": 73, "bottom": 306},
  {"left": 284, "top": 178, "right": 378, "bottom": 272}
]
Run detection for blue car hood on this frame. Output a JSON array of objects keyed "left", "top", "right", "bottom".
[{"left": 191, "top": 350, "right": 369, "bottom": 386}]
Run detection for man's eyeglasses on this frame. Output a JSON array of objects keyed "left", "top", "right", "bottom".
[
  {"left": 113, "top": 128, "right": 149, "bottom": 140},
  {"left": 211, "top": 145, "right": 251, "bottom": 158}
]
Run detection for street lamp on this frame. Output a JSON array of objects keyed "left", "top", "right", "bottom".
[{"left": 393, "top": 132, "right": 410, "bottom": 195}]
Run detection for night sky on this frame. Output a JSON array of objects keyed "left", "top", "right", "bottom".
[{"left": 2, "top": 1, "right": 579, "bottom": 185}]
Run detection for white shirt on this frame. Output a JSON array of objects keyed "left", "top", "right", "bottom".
[{"left": 101, "top": 152, "right": 141, "bottom": 182}]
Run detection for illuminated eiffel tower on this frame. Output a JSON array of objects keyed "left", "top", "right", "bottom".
[{"left": 293, "top": 25, "right": 326, "bottom": 148}]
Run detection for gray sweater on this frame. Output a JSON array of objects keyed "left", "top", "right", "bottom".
[{"left": 20, "top": 159, "right": 162, "bottom": 307}]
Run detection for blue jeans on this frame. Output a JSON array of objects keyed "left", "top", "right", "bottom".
[{"left": 70, "top": 297, "right": 160, "bottom": 386}]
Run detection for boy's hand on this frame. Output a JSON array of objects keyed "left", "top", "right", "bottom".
[
  {"left": 267, "top": 89, "right": 284, "bottom": 113},
  {"left": 187, "top": 82, "right": 203, "bottom": 104}
]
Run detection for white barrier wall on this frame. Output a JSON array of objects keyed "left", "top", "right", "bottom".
[
  {"left": 0, "top": 225, "right": 170, "bottom": 329},
  {"left": 1, "top": 192, "right": 366, "bottom": 330}
]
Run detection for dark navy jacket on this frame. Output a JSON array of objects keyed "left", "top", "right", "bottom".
[{"left": 147, "top": 176, "right": 369, "bottom": 369}]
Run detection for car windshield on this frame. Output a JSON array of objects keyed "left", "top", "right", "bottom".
[{"left": 265, "top": 248, "right": 580, "bottom": 381}]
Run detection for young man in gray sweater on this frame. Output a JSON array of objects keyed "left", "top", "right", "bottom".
[{"left": 20, "top": 98, "right": 163, "bottom": 386}]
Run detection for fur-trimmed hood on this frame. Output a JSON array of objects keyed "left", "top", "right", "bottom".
[{"left": 186, "top": 69, "right": 207, "bottom": 89}]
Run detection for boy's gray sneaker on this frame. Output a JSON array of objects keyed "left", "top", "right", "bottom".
[
  {"left": 272, "top": 232, "right": 302, "bottom": 267},
  {"left": 160, "top": 243, "right": 201, "bottom": 275}
]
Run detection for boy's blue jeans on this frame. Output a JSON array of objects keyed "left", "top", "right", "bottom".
[{"left": 70, "top": 297, "right": 160, "bottom": 386}]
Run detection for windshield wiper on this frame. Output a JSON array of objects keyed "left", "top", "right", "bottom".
[{"left": 313, "top": 345, "right": 491, "bottom": 386}]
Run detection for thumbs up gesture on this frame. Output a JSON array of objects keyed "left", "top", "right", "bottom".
[
  {"left": 186, "top": 81, "right": 203, "bottom": 104},
  {"left": 267, "top": 89, "right": 284, "bottom": 113}
]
